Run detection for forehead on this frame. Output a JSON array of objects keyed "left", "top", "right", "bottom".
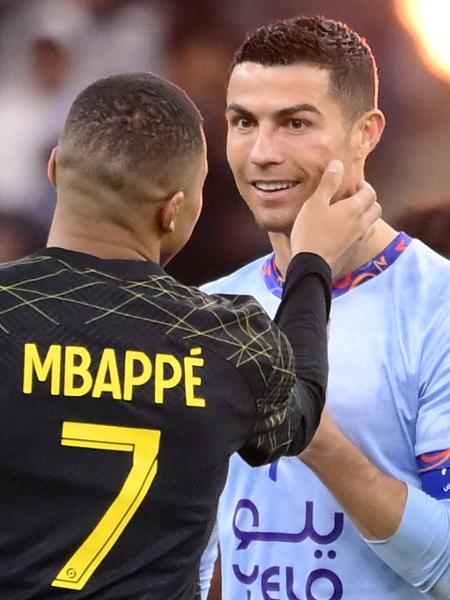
[{"left": 227, "top": 62, "right": 338, "bottom": 115}]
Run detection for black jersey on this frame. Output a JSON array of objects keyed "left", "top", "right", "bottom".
[{"left": 0, "top": 247, "right": 327, "bottom": 599}]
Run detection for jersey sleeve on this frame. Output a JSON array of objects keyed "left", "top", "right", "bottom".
[
  {"left": 416, "top": 307, "right": 450, "bottom": 457},
  {"left": 366, "top": 485, "right": 450, "bottom": 598},
  {"left": 237, "top": 253, "right": 332, "bottom": 467},
  {"left": 198, "top": 522, "right": 219, "bottom": 600}
]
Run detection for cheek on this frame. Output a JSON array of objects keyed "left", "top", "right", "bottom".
[
  {"left": 296, "top": 138, "right": 347, "bottom": 185},
  {"left": 301, "top": 135, "right": 336, "bottom": 163},
  {"left": 187, "top": 193, "right": 202, "bottom": 222},
  {"left": 194, "top": 196, "right": 203, "bottom": 222},
  {"left": 226, "top": 137, "right": 247, "bottom": 174}
]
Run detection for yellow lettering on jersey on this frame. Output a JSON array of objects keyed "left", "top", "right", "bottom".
[
  {"left": 123, "top": 351, "right": 152, "bottom": 401},
  {"left": 92, "top": 349, "right": 122, "bottom": 399},
  {"left": 23, "top": 343, "right": 62, "bottom": 395},
  {"left": 184, "top": 347, "right": 205, "bottom": 407},
  {"left": 154, "top": 354, "right": 182, "bottom": 404},
  {"left": 22, "top": 344, "right": 206, "bottom": 407},
  {"left": 64, "top": 346, "right": 93, "bottom": 397}
]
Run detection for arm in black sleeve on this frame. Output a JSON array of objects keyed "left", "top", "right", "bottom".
[
  {"left": 239, "top": 252, "right": 331, "bottom": 466},
  {"left": 274, "top": 251, "right": 331, "bottom": 449}
]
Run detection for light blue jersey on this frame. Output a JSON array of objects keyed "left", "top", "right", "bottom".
[{"left": 201, "top": 238, "right": 450, "bottom": 599}]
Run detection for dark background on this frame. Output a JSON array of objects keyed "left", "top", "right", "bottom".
[{"left": 1, "top": 0, "right": 449, "bottom": 282}]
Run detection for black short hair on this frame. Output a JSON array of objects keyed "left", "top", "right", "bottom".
[
  {"left": 59, "top": 72, "right": 204, "bottom": 194},
  {"left": 230, "top": 16, "right": 378, "bottom": 123}
]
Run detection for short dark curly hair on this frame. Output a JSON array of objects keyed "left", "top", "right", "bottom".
[
  {"left": 58, "top": 72, "right": 204, "bottom": 195},
  {"left": 230, "top": 16, "right": 378, "bottom": 123}
]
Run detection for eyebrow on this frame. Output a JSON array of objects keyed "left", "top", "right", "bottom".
[{"left": 226, "top": 102, "right": 323, "bottom": 119}]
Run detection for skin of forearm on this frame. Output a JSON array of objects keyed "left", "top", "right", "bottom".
[{"left": 300, "top": 419, "right": 408, "bottom": 540}]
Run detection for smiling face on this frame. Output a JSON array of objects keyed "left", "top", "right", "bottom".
[{"left": 226, "top": 62, "right": 364, "bottom": 234}]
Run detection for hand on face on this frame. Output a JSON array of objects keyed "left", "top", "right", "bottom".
[{"left": 290, "top": 160, "right": 381, "bottom": 277}]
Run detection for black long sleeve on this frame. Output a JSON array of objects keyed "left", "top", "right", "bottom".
[
  {"left": 273, "top": 252, "right": 331, "bottom": 453},
  {"left": 238, "top": 252, "right": 332, "bottom": 466}
]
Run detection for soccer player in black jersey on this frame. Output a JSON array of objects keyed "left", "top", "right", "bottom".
[{"left": 0, "top": 72, "right": 379, "bottom": 599}]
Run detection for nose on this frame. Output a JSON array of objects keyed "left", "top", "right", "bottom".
[{"left": 248, "top": 127, "right": 283, "bottom": 167}]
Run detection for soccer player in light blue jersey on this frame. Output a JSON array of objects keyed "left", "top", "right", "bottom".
[{"left": 200, "top": 15, "right": 450, "bottom": 600}]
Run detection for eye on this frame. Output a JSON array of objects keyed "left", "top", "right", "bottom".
[
  {"left": 286, "top": 118, "right": 310, "bottom": 131},
  {"left": 230, "top": 115, "right": 254, "bottom": 130}
]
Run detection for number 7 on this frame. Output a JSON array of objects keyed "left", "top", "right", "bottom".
[{"left": 52, "top": 422, "right": 161, "bottom": 591}]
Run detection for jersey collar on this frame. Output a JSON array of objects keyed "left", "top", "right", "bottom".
[{"left": 262, "top": 232, "right": 412, "bottom": 299}]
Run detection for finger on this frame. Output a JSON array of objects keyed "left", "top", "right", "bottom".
[
  {"left": 363, "top": 201, "right": 382, "bottom": 228},
  {"left": 358, "top": 225, "right": 375, "bottom": 244},
  {"left": 359, "top": 202, "right": 382, "bottom": 241},
  {"left": 309, "top": 159, "right": 344, "bottom": 205},
  {"left": 352, "top": 181, "right": 377, "bottom": 212},
  {"left": 359, "top": 223, "right": 377, "bottom": 243}
]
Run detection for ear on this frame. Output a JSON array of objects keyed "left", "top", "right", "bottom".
[
  {"left": 352, "top": 109, "right": 386, "bottom": 160},
  {"left": 158, "top": 190, "right": 184, "bottom": 234},
  {"left": 47, "top": 146, "right": 58, "bottom": 187}
]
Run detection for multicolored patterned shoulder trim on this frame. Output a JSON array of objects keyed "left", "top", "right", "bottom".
[{"left": 262, "top": 232, "right": 412, "bottom": 299}]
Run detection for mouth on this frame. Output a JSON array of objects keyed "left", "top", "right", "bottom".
[{"left": 251, "top": 180, "right": 299, "bottom": 193}]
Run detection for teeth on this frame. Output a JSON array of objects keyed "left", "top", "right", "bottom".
[{"left": 254, "top": 181, "right": 296, "bottom": 191}]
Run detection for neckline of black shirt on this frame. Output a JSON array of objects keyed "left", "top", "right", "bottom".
[{"left": 36, "top": 246, "right": 166, "bottom": 281}]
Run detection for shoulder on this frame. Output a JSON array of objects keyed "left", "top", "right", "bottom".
[
  {"left": 164, "top": 275, "right": 289, "bottom": 392},
  {"left": 166, "top": 273, "right": 274, "bottom": 342},
  {"left": 386, "top": 241, "right": 450, "bottom": 367},
  {"left": 0, "top": 252, "right": 52, "bottom": 284},
  {"left": 402, "top": 239, "right": 450, "bottom": 275},
  {"left": 393, "top": 240, "right": 450, "bottom": 312},
  {"left": 200, "top": 255, "right": 270, "bottom": 295}
]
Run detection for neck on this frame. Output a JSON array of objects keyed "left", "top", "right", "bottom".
[
  {"left": 47, "top": 201, "right": 160, "bottom": 263},
  {"left": 269, "top": 219, "right": 399, "bottom": 279}
]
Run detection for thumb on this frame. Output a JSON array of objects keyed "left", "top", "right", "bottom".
[{"left": 311, "top": 160, "right": 344, "bottom": 206}]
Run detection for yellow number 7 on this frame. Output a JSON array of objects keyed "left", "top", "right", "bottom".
[{"left": 52, "top": 422, "right": 161, "bottom": 591}]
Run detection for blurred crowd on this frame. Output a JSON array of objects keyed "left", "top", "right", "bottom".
[{"left": 0, "top": 0, "right": 450, "bottom": 282}]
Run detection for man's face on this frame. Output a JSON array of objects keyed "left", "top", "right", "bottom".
[{"left": 226, "top": 62, "right": 359, "bottom": 234}]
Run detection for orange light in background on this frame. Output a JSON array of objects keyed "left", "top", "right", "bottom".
[{"left": 395, "top": 0, "right": 450, "bottom": 82}]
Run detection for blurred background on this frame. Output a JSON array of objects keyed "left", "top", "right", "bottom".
[{"left": 0, "top": 0, "right": 449, "bottom": 282}]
